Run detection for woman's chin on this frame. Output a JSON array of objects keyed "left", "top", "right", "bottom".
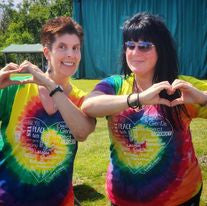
[
  {"left": 59, "top": 68, "right": 77, "bottom": 77},
  {"left": 130, "top": 67, "right": 144, "bottom": 74}
]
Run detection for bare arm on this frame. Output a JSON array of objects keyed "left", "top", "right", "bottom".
[
  {"left": 19, "top": 60, "right": 96, "bottom": 141},
  {"left": 46, "top": 81, "right": 96, "bottom": 141},
  {"left": 83, "top": 78, "right": 207, "bottom": 118},
  {"left": 82, "top": 91, "right": 129, "bottom": 117},
  {"left": 82, "top": 81, "right": 172, "bottom": 117}
]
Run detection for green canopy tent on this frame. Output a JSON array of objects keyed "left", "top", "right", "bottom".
[{"left": 1, "top": 44, "right": 45, "bottom": 71}]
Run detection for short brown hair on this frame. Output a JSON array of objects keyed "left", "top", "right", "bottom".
[{"left": 41, "top": 16, "right": 83, "bottom": 49}]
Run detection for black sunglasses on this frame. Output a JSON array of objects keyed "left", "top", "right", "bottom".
[{"left": 125, "top": 41, "right": 155, "bottom": 52}]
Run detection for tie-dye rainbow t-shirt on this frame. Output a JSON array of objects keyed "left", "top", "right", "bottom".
[
  {"left": 94, "top": 74, "right": 207, "bottom": 206},
  {"left": 0, "top": 77, "right": 86, "bottom": 206}
]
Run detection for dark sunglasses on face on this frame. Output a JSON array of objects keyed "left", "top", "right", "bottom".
[{"left": 125, "top": 41, "right": 155, "bottom": 52}]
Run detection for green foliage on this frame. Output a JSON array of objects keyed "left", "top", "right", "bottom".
[
  {"left": 49, "top": 0, "right": 72, "bottom": 18},
  {"left": 0, "top": 0, "right": 17, "bottom": 34},
  {"left": 0, "top": 0, "right": 72, "bottom": 66},
  {"left": 5, "top": 22, "right": 34, "bottom": 45}
]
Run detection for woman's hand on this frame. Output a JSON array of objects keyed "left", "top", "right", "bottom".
[
  {"left": 139, "top": 81, "right": 173, "bottom": 106},
  {"left": 170, "top": 79, "right": 207, "bottom": 106},
  {"left": 19, "top": 60, "right": 54, "bottom": 88},
  {"left": 0, "top": 63, "right": 23, "bottom": 89}
]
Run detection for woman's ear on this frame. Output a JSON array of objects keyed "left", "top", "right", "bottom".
[{"left": 43, "top": 47, "right": 50, "bottom": 61}]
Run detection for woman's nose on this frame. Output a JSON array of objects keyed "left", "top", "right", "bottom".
[
  {"left": 132, "top": 47, "right": 142, "bottom": 55},
  {"left": 66, "top": 49, "right": 73, "bottom": 57}
]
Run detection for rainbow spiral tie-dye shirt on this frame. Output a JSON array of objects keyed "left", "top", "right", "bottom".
[
  {"left": 0, "top": 76, "right": 86, "bottom": 206},
  {"left": 94, "top": 74, "right": 207, "bottom": 206}
]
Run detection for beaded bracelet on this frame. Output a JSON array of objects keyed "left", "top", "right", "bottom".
[{"left": 127, "top": 93, "right": 142, "bottom": 109}]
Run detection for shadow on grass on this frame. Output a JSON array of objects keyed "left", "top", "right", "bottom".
[{"left": 74, "top": 184, "right": 105, "bottom": 202}]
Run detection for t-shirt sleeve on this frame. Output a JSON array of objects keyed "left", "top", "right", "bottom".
[
  {"left": 69, "top": 83, "right": 87, "bottom": 108},
  {"left": 179, "top": 75, "right": 207, "bottom": 119},
  {"left": 93, "top": 75, "right": 123, "bottom": 95}
]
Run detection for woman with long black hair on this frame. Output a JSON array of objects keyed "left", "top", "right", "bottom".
[{"left": 82, "top": 13, "right": 207, "bottom": 206}]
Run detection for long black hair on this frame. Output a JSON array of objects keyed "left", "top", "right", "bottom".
[{"left": 121, "top": 12, "right": 189, "bottom": 129}]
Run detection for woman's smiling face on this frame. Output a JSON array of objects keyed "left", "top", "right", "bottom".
[
  {"left": 44, "top": 33, "right": 81, "bottom": 78},
  {"left": 126, "top": 40, "right": 158, "bottom": 79}
]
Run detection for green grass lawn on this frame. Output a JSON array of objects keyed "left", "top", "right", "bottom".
[{"left": 71, "top": 79, "right": 207, "bottom": 206}]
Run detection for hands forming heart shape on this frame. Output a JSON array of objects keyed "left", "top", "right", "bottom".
[
  {"left": 159, "top": 88, "right": 184, "bottom": 107},
  {"left": 0, "top": 61, "right": 50, "bottom": 89},
  {"left": 159, "top": 88, "right": 181, "bottom": 101},
  {"left": 140, "top": 80, "right": 207, "bottom": 107}
]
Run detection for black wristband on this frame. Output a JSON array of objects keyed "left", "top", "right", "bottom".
[
  {"left": 127, "top": 93, "right": 142, "bottom": 109},
  {"left": 49, "top": 85, "right": 63, "bottom": 97}
]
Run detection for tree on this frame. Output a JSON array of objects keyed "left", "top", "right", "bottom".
[
  {"left": 49, "top": 0, "right": 72, "bottom": 18},
  {"left": 0, "top": 0, "right": 73, "bottom": 67},
  {"left": 0, "top": 0, "right": 16, "bottom": 34}
]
